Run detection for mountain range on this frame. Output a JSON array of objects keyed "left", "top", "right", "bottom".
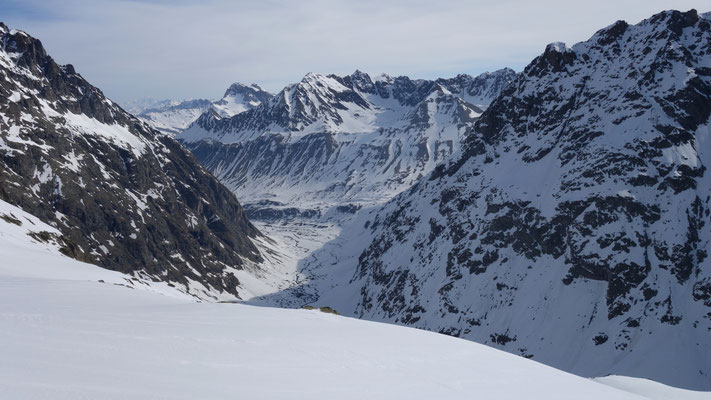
[
  {"left": 135, "top": 83, "right": 273, "bottom": 135},
  {"left": 178, "top": 68, "right": 516, "bottom": 220}
]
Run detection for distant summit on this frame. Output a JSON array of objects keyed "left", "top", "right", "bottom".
[{"left": 134, "top": 83, "right": 274, "bottom": 135}]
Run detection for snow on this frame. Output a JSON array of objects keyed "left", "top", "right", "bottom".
[
  {"left": 137, "top": 84, "right": 271, "bottom": 135},
  {"left": 139, "top": 106, "right": 207, "bottom": 136},
  {"left": 235, "top": 220, "right": 342, "bottom": 304},
  {"left": 1, "top": 206, "right": 705, "bottom": 400},
  {"left": 61, "top": 110, "right": 148, "bottom": 157},
  {"left": 595, "top": 376, "right": 711, "bottom": 400},
  {"left": 0, "top": 204, "right": 686, "bottom": 399}
]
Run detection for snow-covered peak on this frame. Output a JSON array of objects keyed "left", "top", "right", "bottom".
[
  {"left": 181, "top": 69, "right": 500, "bottom": 144},
  {"left": 373, "top": 72, "right": 394, "bottom": 83},
  {"left": 435, "top": 68, "right": 517, "bottom": 109},
  {"left": 223, "top": 82, "right": 267, "bottom": 97},
  {"left": 296, "top": 72, "right": 351, "bottom": 93},
  {"left": 177, "top": 67, "right": 509, "bottom": 222},
  {"left": 214, "top": 82, "right": 273, "bottom": 117},
  {"left": 221, "top": 82, "right": 273, "bottom": 105},
  {"left": 136, "top": 82, "right": 273, "bottom": 135},
  {"left": 348, "top": 69, "right": 378, "bottom": 93},
  {"left": 545, "top": 42, "right": 570, "bottom": 53},
  {"left": 350, "top": 69, "right": 370, "bottom": 79}
]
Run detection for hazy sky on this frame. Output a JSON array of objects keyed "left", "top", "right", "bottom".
[{"left": 3, "top": 0, "right": 708, "bottom": 103}]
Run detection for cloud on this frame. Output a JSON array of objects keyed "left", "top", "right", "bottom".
[{"left": 3, "top": 0, "right": 709, "bottom": 103}]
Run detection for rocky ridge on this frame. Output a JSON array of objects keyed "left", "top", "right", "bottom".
[{"left": 0, "top": 23, "right": 263, "bottom": 300}]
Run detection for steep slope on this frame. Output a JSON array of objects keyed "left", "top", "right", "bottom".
[
  {"left": 180, "top": 69, "right": 515, "bottom": 217},
  {"left": 0, "top": 198, "right": 192, "bottom": 297},
  {"left": 137, "top": 83, "right": 273, "bottom": 135},
  {"left": 299, "top": 9, "right": 711, "bottom": 390},
  {"left": 0, "top": 226, "right": 672, "bottom": 400},
  {"left": 0, "top": 23, "right": 263, "bottom": 300},
  {"left": 212, "top": 82, "right": 274, "bottom": 116}
]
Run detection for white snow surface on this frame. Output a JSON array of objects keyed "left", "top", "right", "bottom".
[
  {"left": 0, "top": 201, "right": 704, "bottom": 399},
  {"left": 595, "top": 376, "right": 711, "bottom": 400}
]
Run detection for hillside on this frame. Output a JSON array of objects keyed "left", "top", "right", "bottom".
[
  {"left": 0, "top": 23, "right": 263, "bottom": 300},
  {"left": 0, "top": 203, "right": 688, "bottom": 399},
  {"left": 282, "top": 9, "right": 711, "bottom": 390}
]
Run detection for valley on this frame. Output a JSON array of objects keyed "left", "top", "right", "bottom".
[{"left": 1, "top": 5, "right": 710, "bottom": 397}]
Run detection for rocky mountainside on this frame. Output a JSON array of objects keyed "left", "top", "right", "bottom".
[
  {"left": 0, "top": 23, "right": 264, "bottom": 300},
  {"left": 294, "top": 9, "right": 711, "bottom": 390},
  {"left": 179, "top": 69, "right": 515, "bottom": 219},
  {"left": 137, "top": 83, "right": 273, "bottom": 135}
]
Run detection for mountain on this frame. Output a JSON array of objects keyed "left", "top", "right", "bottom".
[
  {"left": 119, "top": 97, "right": 174, "bottom": 115},
  {"left": 212, "top": 82, "right": 274, "bottom": 116},
  {"left": 179, "top": 69, "right": 516, "bottom": 219},
  {"left": 0, "top": 214, "right": 687, "bottom": 400},
  {"left": 0, "top": 22, "right": 264, "bottom": 300},
  {"left": 287, "top": 9, "right": 711, "bottom": 390},
  {"left": 137, "top": 83, "right": 273, "bottom": 135}
]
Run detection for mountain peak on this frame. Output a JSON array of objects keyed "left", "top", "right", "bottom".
[
  {"left": 0, "top": 24, "right": 264, "bottom": 299},
  {"left": 223, "top": 82, "right": 269, "bottom": 98},
  {"left": 373, "top": 73, "right": 393, "bottom": 83},
  {"left": 544, "top": 42, "right": 570, "bottom": 53},
  {"left": 351, "top": 69, "right": 370, "bottom": 79},
  {"left": 524, "top": 42, "right": 576, "bottom": 76},
  {"left": 641, "top": 9, "right": 704, "bottom": 37}
]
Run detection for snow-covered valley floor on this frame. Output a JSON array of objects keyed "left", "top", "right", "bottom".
[
  {"left": 3, "top": 200, "right": 708, "bottom": 399},
  {"left": 236, "top": 220, "right": 341, "bottom": 306}
]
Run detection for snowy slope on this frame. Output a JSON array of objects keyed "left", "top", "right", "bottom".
[
  {"left": 595, "top": 376, "right": 711, "bottom": 400},
  {"left": 180, "top": 69, "right": 515, "bottom": 218},
  {"left": 0, "top": 22, "right": 263, "bottom": 300},
  {"left": 0, "top": 210, "right": 691, "bottom": 400},
  {"left": 0, "top": 199, "right": 192, "bottom": 297},
  {"left": 137, "top": 83, "right": 273, "bottom": 135},
  {"left": 266, "top": 9, "right": 711, "bottom": 390}
]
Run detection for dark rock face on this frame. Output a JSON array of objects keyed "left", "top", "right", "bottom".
[
  {"left": 312, "top": 10, "right": 711, "bottom": 390},
  {"left": 0, "top": 23, "right": 262, "bottom": 299},
  {"left": 220, "top": 83, "right": 274, "bottom": 106}
]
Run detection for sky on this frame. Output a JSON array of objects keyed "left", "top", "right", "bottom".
[{"left": 2, "top": 0, "right": 709, "bottom": 104}]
